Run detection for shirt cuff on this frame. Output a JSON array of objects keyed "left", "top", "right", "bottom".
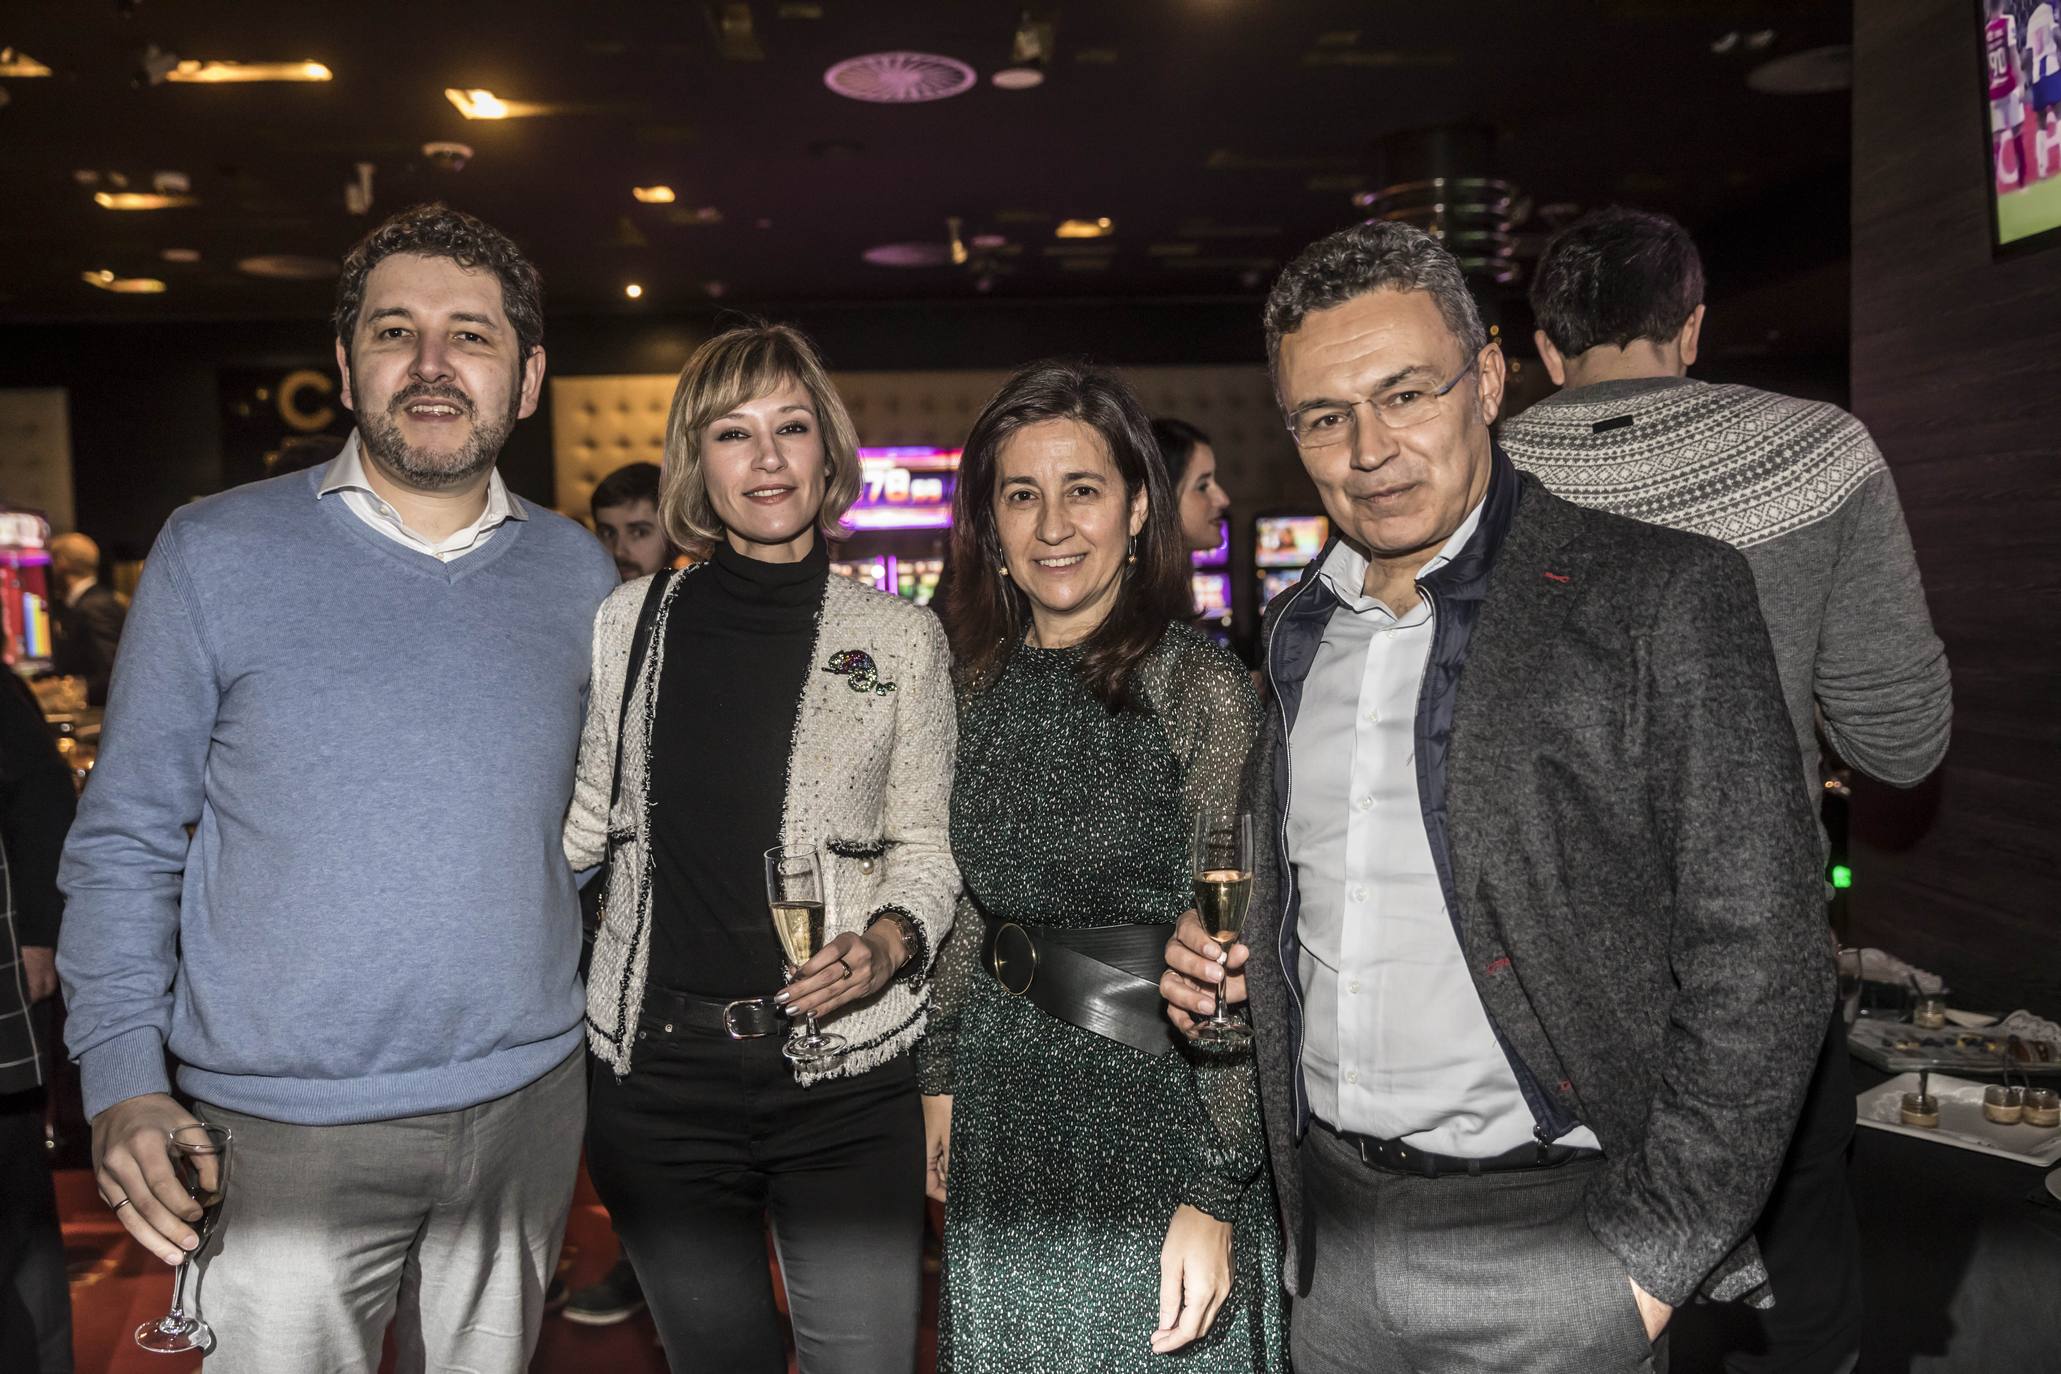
[{"left": 80, "top": 1026, "right": 173, "bottom": 1121}]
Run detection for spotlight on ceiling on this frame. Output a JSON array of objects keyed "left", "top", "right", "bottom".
[
  {"left": 94, "top": 191, "right": 197, "bottom": 210},
  {"left": 160, "top": 247, "right": 200, "bottom": 263},
  {"left": 0, "top": 47, "right": 53, "bottom": 77},
  {"left": 422, "top": 141, "right": 471, "bottom": 172},
  {"left": 993, "top": 10, "right": 1055, "bottom": 90},
  {"left": 165, "top": 59, "right": 332, "bottom": 83},
  {"left": 446, "top": 87, "right": 509, "bottom": 120},
  {"left": 633, "top": 185, "right": 677, "bottom": 204},
  {"left": 624, "top": 283, "right": 644, "bottom": 300},
  {"left": 824, "top": 52, "right": 976, "bottom": 103},
  {"left": 82, "top": 269, "right": 167, "bottom": 294},
  {"left": 237, "top": 255, "right": 339, "bottom": 280},
  {"left": 1055, "top": 217, "right": 1113, "bottom": 239}
]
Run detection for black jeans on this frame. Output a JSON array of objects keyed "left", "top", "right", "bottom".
[
  {"left": 1727, "top": 1009, "right": 1864, "bottom": 1374},
  {"left": 585, "top": 1002, "right": 924, "bottom": 1374},
  {"left": 0, "top": 1091, "right": 72, "bottom": 1374}
]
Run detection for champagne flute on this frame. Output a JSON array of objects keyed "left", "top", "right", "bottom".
[
  {"left": 766, "top": 844, "right": 848, "bottom": 1067},
  {"left": 135, "top": 1122, "right": 233, "bottom": 1354},
  {"left": 1190, "top": 811, "right": 1255, "bottom": 1049}
]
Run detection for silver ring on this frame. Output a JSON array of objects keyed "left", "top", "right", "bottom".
[
  {"left": 836, "top": 957, "right": 854, "bottom": 981},
  {"left": 111, "top": 1197, "right": 133, "bottom": 1212}
]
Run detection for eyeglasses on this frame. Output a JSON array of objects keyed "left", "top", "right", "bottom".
[{"left": 1282, "top": 356, "right": 1480, "bottom": 449}]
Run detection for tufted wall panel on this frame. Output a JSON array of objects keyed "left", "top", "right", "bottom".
[{"left": 550, "top": 366, "right": 1306, "bottom": 523}]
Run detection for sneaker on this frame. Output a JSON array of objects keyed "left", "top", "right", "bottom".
[{"left": 563, "top": 1257, "right": 646, "bottom": 1327}]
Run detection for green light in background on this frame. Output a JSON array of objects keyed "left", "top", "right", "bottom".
[{"left": 1830, "top": 865, "right": 1853, "bottom": 890}]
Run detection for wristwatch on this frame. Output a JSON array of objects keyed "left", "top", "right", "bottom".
[{"left": 865, "top": 906, "right": 927, "bottom": 989}]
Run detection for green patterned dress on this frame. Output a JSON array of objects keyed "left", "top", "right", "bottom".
[{"left": 919, "top": 624, "right": 1286, "bottom": 1373}]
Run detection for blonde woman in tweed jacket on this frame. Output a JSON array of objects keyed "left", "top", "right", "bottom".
[{"left": 562, "top": 321, "right": 957, "bottom": 1374}]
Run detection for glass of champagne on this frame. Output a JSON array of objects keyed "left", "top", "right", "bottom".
[
  {"left": 1190, "top": 811, "right": 1255, "bottom": 1049},
  {"left": 135, "top": 1122, "right": 233, "bottom": 1354},
  {"left": 766, "top": 844, "right": 847, "bottom": 1067}
]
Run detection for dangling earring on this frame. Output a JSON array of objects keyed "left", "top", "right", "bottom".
[
  {"left": 1126, "top": 535, "right": 1137, "bottom": 567},
  {"left": 997, "top": 563, "right": 1011, "bottom": 578}
]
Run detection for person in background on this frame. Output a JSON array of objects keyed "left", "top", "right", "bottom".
[
  {"left": 565, "top": 320, "right": 957, "bottom": 1374},
  {"left": 0, "top": 643, "right": 77, "bottom": 1374},
  {"left": 1499, "top": 205, "right": 1953, "bottom": 1374},
  {"left": 1161, "top": 220, "right": 1830, "bottom": 1373},
  {"left": 591, "top": 461, "right": 686, "bottom": 583},
  {"left": 920, "top": 361, "right": 1285, "bottom": 1372},
  {"left": 58, "top": 203, "right": 617, "bottom": 1374},
  {"left": 1153, "top": 417, "right": 1233, "bottom": 556},
  {"left": 46, "top": 532, "right": 127, "bottom": 708}
]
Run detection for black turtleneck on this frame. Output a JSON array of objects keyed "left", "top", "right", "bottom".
[{"left": 646, "top": 538, "right": 828, "bottom": 997}]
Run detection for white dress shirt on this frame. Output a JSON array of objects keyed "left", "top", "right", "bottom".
[
  {"left": 1289, "top": 498, "right": 1599, "bottom": 1157},
  {"left": 316, "top": 431, "right": 523, "bottom": 562}
]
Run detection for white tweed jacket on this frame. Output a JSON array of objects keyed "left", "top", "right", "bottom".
[{"left": 565, "top": 564, "right": 959, "bottom": 1084}]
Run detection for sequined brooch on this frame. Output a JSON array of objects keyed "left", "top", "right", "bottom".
[{"left": 824, "top": 649, "right": 897, "bottom": 695}]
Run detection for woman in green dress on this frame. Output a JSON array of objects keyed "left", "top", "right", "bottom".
[{"left": 918, "top": 360, "right": 1285, "bottom": 1372}]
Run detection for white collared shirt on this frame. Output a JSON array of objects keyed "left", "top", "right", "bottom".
[
  {"left": 316, "top": 431, "right": 524, "bottom": 563},
  {"left": 1289, "top": 498, "right": 1600, "bottom": 1157}
]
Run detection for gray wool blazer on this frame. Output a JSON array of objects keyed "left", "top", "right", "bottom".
[{"left": 1244, "top": 476, "right": 1832, "bottom": 1309}]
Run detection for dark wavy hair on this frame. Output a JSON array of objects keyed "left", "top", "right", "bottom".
[
  {"left": 1529, "top": 206, "right": 1705, "bottom": 357},
  {"left": 1150, "top": 416, "right": 1212, "bottom": 488},
  {"left": 333, "top": 203, "right": 544, "bottom": 367},
  {"left": 944, "top": 360, "right": 1189, "bottom": 711}
]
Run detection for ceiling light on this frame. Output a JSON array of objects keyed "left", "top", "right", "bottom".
[
  {"left": 82, "top": 269, "right": 167, "bottom": 294},
  {"left": 165, "top": 59, "right": 332, "bottom": 83},
  {"left": 0, "top": 47, "right": 52, "bottom": 77},
  {"left": 446, "top": 88, "right": 509, "bottom": 119},
  {"left": 94, "top": 192, "right": 198, "bottom": 210},
  {"left": 633, "top": 185, "right": 676, "bottom": 204},
  {"left": 161, "top": 248, "right": 201, "bottom": 263},
  {"left": 238, "top": 255, "right": 339, "bottom": 280},
  {"left": 624, "top": 283, "right": 644, "bottom": 300},
  {"left": 823, "top": 52, "right": 976, "bottom": 103},
  {"left": 1055, "top": 217, "right": 1113, "bottom": 239},
  {"left": 991, "top": 67, "right": 1044, "bottom": 90}
]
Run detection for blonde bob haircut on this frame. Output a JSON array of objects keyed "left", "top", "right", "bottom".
[{"left": 658, "top": 320, "right": 861, "bottom": 549}]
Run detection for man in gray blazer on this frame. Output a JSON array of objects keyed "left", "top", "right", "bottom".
[{"left": 1162, "top": 221, "right": 1830, "bottom": 1372}]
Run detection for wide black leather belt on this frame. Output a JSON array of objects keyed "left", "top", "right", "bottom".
[
  {"left": 640, "top": 985, "right": 783, "bottom": 1041},
  {"left": 980, "top": 909, "right": 1176, "bottom": 1057},
  {"left": 1315, "top": 1117, "right": 1602, "bottom": 1179}
]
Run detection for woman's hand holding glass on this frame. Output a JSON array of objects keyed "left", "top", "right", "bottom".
[
  {"left": 779, "top": 922, "right": 906, "bottom": 1019},
  {"left": 1151, "top": 1203, "right": 1234, "bottom": 1354}
]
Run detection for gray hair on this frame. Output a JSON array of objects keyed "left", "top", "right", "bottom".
[{"left": 1263, "top": 221, "right": 1489, "bottom": 379}]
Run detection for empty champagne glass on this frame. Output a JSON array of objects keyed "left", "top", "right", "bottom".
[
  {"left": 1191, "top": 811, "right": 1255, "bottom": 1049},
  {"left": 135, "top": 1122, "right": 232, "bottom": 1354},
  {"left": 766, "top": 844, "right": 847, "bottom": 1066}
]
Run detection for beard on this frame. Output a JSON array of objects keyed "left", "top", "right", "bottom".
[{"left": 358, "top": 381, "right": 517, "bottom": 492}]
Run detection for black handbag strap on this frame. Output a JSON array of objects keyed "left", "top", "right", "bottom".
[{"left": 607, "top": 570, "right": 674, "bottom": 818}]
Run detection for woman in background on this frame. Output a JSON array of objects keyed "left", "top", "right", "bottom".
[{"left": 1153, "top": 417, "right": 1232, "bottom": 555}]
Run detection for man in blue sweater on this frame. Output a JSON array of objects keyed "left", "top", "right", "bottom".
[{"left": 58, "top": 204, "right": 618, "bottom": 1373}]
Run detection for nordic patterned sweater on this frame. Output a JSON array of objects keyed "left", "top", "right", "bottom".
[{"left": 1500, "top": 376, "right": 1951, "bottom": 827}]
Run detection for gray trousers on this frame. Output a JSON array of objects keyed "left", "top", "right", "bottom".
[
  {"left": 1294, "top": 1124, "right": 1665, "bottom": 1374},
  {"left": 191, "top": 1049, "right": 584, "bottom": 1374}
]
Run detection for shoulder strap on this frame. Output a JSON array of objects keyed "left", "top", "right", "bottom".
[{"left": 608, "top": 570, "right": 673, "bottom": 815}]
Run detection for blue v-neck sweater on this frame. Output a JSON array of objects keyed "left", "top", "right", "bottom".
[{"left": 58, "top": 467, "right": 618, "bottom": 1125}]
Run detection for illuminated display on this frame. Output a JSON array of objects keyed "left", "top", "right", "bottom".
[
  {"left": 845, "top": 446, "right": 960, "bottom": 531},
  {"left": 1191, "top": 518, "right": 1230, "bottom": 569},
  {"left": 1254, "top": 514, "right": 1329, "bottom": 568}
]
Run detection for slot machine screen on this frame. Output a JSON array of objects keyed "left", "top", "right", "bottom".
[
  {"left": 1254, "top": 514, "right": 1329, "bottom": 568},
  {"left": 1191, "top": 519, "right": 1230, "bottom": 569},
  {"left": 1191, "top": 571, "right": 1233, "bottom": 624},
  {"left": 1258, "top": 569, "right": 1303, "bottom": 604}
]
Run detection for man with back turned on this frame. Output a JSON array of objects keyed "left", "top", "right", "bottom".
[
  {"left": 1161, "top": 221, "right": 1830, "bottom": 1372},
  {"left": 58, "top": 203, "right": 616, "bottom": 1373}
]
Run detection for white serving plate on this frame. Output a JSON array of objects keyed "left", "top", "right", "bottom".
[{"left": 1855, "top": 1072, "right": 2061, "bottom": 1167}]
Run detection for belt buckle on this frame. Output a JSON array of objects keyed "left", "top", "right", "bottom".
[
  {"left": 988, "top": 922, "right": 1038, "bottom": 996},
  {"left": 722, "top": 997, "right": 770, "bottom": 1040}
]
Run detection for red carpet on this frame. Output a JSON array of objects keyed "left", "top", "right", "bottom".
[{"left": 59, "top": 1168, "right": 942, "bottom": 1373}]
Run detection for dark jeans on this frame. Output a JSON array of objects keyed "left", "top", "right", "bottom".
[
  {"left": 1727, "top": 1010, "right": 1863, "bottom": 1374},
  {"left": 0, "top": 1091, "right": 73, "bottom": 1374},
  {"left": 585, "top": 1003, "right": 923, "bottom": 1374},
  {"left": 1293, "top": 1124, "right": 1663, "bottom": 1374}
]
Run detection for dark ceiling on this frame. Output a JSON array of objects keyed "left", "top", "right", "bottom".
[{"left": 0, "top": 1, "right": 1852, "bottom": 333}]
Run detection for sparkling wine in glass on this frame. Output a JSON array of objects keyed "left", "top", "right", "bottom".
[
  {"left": 1191, "top": 811, "right": 1255, "bottom": 1049},
  {"left": 766, "top": 844, "right": 847, "bottom": 1066},
  {"left": 135, "top": 1122, "right": 233, "bottom": 1354}
]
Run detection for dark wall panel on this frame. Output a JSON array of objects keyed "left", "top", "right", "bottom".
[{"left": 1848, "top": 0, "right": 2061, "bottom": 1014}]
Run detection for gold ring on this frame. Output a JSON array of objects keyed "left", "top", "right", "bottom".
[{"left": 836, "top": 957, "right": 854, "bottom": 980}]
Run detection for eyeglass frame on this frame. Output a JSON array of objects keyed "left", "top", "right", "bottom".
[{"left": 1280, "top": 352, "right": 1484, "bottom": 449}]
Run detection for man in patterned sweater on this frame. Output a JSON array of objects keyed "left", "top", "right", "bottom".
[{"left": 1501, "top": 205, "right": 1952, "bottom": 1374}]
